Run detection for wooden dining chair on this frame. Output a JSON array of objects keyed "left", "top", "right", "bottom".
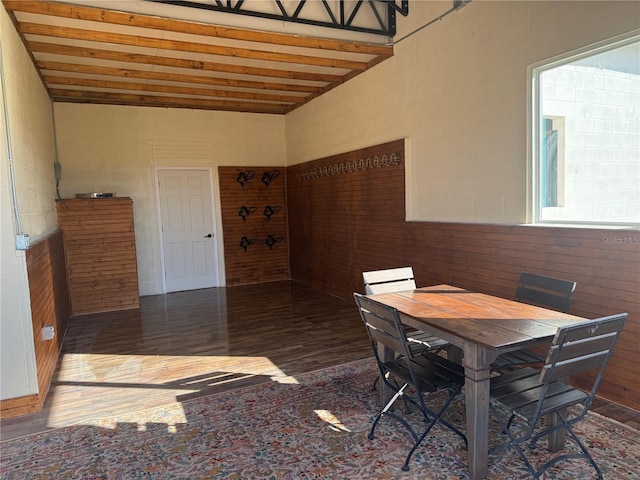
[
  {"left": 362, "top": 267, "right": 450, "bottom": 390},
  {"left": 363, "top": 267, "right": 449, "bottom": 352},
  {"left": 354, "top": 293, "right": 467, "bottom": 472},
  {"left": 492, "top": 272, "right": 577, "bottom": 372},
  {"left": 515, "top": 272, "right": 577, "bottom": 312},
  {"left": 362, "top": 267, "right": 417, "bottom": 294},
  {"left": 489, "top": 313, "right": 627, "bottom": 479}
]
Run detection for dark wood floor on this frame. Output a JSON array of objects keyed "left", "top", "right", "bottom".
[
  {"left": 1, "top": 281, "right": 638, "bottom": 441},
  {"left": 0, "top": 281, "right": 372, "bottom": 441}
]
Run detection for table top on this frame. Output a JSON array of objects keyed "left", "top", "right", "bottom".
[{"left": 367, "top": 284, "right": 585, "bottom": 350}]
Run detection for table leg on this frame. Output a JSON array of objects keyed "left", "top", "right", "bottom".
[
  {"left": 377, "top": 342, "right": 395, "bottom": 407},
  {"left": 548, "top": 408, "right": 568, "bottom": 451},
  {"left": 547, "top": 375, "right": 569, "bottom": 451},
  {"left": 446, "top": 344, "right": 463, "bottom": 364},
  {"left": 464, "top": 344, "right": 491, "bottom": 480}
]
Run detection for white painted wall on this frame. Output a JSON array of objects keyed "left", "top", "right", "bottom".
[
  {"left": 1, "top": 5, "right": 57, "bottom": 400},
  {"left": 53, "top": 104, "right": 286, "bottom": 296},
  {"left": 285, "top": 0, "right": 640, "bottom": 224}
]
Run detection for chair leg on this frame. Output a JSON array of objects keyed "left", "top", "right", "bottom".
[
  {"left": 382, "top": 383, "right": 408, "bottom": 414},
  {"left": 402, "top": 416, "right": 439, "bottom": 471},
  {"left": 531, "top": 414, "right": 603, "bottom": 480},
  {"left": 400, "top": 387, "right": 467, "bottom": 472},
  {"left": 563, "top": 423, "right": 603, "bottom": 479},
  {"left": 369, "top": 409, "right": 420, "bottom": 444},
  {"left": 376, "top": 373, "right": 413, "bottom": 413},
  {"left": 432, "top": 388, "right": 467, "bottom": 447},
  {"left": 367, "top": 415, "right": 381, "bottom": 440},
  {"left": 369, "top": 383, "right": 413, "bottom": 441},
  {"left": 489, "top": 404, "right": 537, "bottom": 478}
]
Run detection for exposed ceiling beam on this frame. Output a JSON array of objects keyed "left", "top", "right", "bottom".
[
  {"left": 3, "top": 0, "right": 396, "bottom": 114},
  {"left": 36, "top": 61, "right": 324, "bottom": 93},
  {"left": 20, "top": 23, "right": 371, "bottom": 71},
  {"left": 28, "top": 41, "right": 344, "bottom": 83},
  {"left": 3, "top": 1, "right": 393, "bottom": 55},
  {"left": 49, "top": 88, "right": 288, "bottom": 114},
  {"left": 44, "top": 75, "right": 304, "bottom": 104}
]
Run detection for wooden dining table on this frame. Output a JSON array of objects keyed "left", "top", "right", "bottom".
[{"left": 366, "top": 284, "right": 586, "bottom": 480}]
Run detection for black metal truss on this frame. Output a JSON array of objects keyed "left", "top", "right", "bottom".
[{"left": 144, "top": 0, "right": 409, "bottom": 36}]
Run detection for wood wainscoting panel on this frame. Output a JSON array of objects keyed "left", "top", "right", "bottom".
[
  {"left": 218, "top": 167, "right": 288, "bottom": 285},
  {"left": 287, "top": 139, "right": 407, "bottom": 297},
  {"left": 286, "top": 139, "right": 640, "bottom": 411},
  {"left": 0, "top": 230, "right": 71, "bottom": 419}
]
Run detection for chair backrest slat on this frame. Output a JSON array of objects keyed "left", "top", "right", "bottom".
[
  {"left": 540, "top": 313, "right": 627, "bottom": 386},
  {"left": 359, "top": 309, "right": 399, "bottom": 339},
  {"left": 560, "top": 316, "right": 626, "bottom": 342},
  {"left": 363, "top": 267, "right": 416, "bottom": 295},
  {"left": 367, "top": 327, "right": 409, "bottom": 358},
  {"left": 542, "top": 351, "right": 609, "bottom": 382},
  {"left": 355, "top": 294, "right": 411, "bottom": 360},
  {"left": 519, "top": 272, "right": 577, "bottom": 295},
  {"left": 545, "top": 331, "right": 619, "bottom": 364},
  {"left": 516, "top": 272, "right": 576, "bottom": 313}
]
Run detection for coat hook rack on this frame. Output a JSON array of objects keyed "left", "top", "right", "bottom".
[
  {"left": 263, "top": 205, "right": 281, "bottom": 221},
  {"left": 238, "top": 206, "right": 257, "bottom": 221},
  {"left": 265, "top": 234, "right": 284, "bottom": 249},
  {"left": 240, "top": 236, "right": 257, "bottom": 251},
  {"left": 261, "top": 170, "right": 280, "bottom": 187},
  {"left": 236, "top": 171, "right": 255, "bottom": 188}
]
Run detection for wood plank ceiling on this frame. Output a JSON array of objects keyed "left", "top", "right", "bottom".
[{"left": 2, "top": 0, "right": 394, "bottom": 114}]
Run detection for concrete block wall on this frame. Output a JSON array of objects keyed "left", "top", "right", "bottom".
[{"left": 542, "top": 62, "right": 639, "bottom": 223}]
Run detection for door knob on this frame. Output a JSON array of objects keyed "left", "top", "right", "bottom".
[{"left": 205, "top": 233, "right": 213, "bottom": 238}]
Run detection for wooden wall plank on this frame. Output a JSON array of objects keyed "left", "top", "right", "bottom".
[
  {"left": 56, "top": 198, "right": 139, "bottom": 316},
  {"left": 0, "top": 395, "right": 40, "bottom": 419},
  {"left": 218, "top": 166, "right": 288, "bottom": 285},
  {"left": 286, "top": 139, "right": 640, "bottom": 411},
  {"left": 1, "top": 230, "right": 71, "bottom": 420}
]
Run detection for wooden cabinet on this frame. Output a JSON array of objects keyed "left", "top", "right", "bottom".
[{"left": 56, "top": 197, "right": 139, "bottom": 316}]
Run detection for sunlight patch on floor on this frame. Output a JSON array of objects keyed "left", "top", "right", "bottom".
[
  {"left": 271, "top": 375, "right": 300, "bottom": 384},
  {"left": 46, "top": 354, "right": 292, "bottom": 429},
  {"left": 315, "top": 409, "right": 351, "bottom": 432},
  {"left": 79, "top": 402, "right": 189, "bottom": 432},
  {"left": 56, "top": 353, "right": 288, "bottom": 383}
]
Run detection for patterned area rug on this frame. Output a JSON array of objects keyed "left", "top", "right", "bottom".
[{"left": 2, "top": 358, "right": 638, "bottom": 479}]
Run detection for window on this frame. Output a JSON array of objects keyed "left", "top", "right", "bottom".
[{"left": 531, "top": 33, "right": 640, "bottom": 226}]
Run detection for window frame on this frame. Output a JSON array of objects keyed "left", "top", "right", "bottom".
[{"left": 528, "top": 30, "right": 640, "bottom": 228}]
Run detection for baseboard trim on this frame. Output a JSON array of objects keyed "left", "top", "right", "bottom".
[{"left": 0, "top": 394, "right": 41, "bottom": 419}]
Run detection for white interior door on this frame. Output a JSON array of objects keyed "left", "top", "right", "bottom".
[{"left": 158, "top": 169, "right": 219, "bottom": 292}]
